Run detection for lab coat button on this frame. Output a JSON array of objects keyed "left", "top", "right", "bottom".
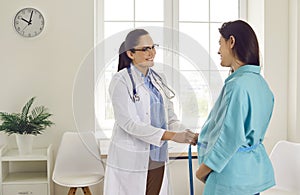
[{"left": 146, "top": 112, "right": 149, "bottom": 115}]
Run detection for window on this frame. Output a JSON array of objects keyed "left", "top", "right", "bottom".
[{"left": 95, "top": 0, "right": 247, "bottom": 138}]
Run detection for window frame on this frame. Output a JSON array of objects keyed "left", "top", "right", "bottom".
[{"left": 94, "top": 0, "right": 248, "bottom": 138}]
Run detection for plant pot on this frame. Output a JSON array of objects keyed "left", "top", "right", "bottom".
[{"left": 16, "top": 134, "right": 34, "bottom": 155}]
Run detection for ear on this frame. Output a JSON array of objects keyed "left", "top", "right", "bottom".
[
  {"left": 229, "top": 35, "right": 235, "bottom": 49},
  {"left": 126, "top": 51, "right": 134, "bottom": 60}
]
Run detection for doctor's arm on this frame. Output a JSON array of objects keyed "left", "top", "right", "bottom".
[{"left": 196, "top": 163, "right": 212, "bottom": 183}]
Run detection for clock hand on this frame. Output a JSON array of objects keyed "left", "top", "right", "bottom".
[
  {"left": 21, "top": 18, "right": 31, "bottom": 25},
  {"left": 29, "top": 10, "right": 33, "bottom": 24}
]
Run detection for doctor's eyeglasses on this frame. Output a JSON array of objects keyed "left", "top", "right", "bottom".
[{"left": 131, "top": 44, "right": 159, "bottom": 53}]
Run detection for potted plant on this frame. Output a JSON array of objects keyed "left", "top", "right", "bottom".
[{"left": 0, "top": 97, "right": 54, "bottom": 155}]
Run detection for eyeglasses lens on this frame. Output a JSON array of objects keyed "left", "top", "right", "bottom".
[{"left": 134, "top": 44, "right": 159, "bottom": 52}]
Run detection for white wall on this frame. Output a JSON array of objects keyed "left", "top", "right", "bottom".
[
  {"left": 288, "top": 0, "right": 300, "bottom": 142},
  {"left": 0, "top": 0, "right": 96, "bottom": 194},
  {"left": 264, "top": 0, "right": 289, "bottom": 152},
  {"left": 0, "top": 0, "right": 299, "bottom": 194}
]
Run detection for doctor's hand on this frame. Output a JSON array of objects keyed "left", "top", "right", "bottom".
[{"left": 171, "top": 130, "right": 198, "bottom": 145}]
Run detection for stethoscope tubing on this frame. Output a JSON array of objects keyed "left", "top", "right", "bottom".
[
  {"left": 127, "top": 66, "right": 140, "bottom": 102},
  {"left": 126, "top": 66, "right": 175, "bottom": 103}
]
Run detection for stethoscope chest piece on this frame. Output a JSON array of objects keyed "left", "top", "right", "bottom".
[{"left": 133, "top": 94, "right": 140, "bottom": 102}]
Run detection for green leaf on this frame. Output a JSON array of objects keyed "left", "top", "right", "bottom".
[
  {"left": 21, "top": 97, "right": 36, "bottom": 121},
  {"left": 0, "top": 97, "right": 54, "bottom": 135}
]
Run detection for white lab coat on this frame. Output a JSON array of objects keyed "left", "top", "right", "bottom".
[{"left": 103, "top": 66, "right": 184, "bottom": 195}]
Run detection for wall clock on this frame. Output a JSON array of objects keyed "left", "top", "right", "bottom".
[{"left": 14, "top": 7, "right": 45, "bottom": 38}]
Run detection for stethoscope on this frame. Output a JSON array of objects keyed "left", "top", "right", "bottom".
[{"left": 126, "top": 66, "right": 175, "bottom": 103}]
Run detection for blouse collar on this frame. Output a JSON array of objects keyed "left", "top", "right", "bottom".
[
  {"left": 131, "top": 63, "right": 151, "bottom": 78},
  {"left": 225, "top": 65, "right": 261, "bottom": 83}
]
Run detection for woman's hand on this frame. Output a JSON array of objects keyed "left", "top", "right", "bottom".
[{"left": 196, "top": 163, "right": 212, "bottom": 183}]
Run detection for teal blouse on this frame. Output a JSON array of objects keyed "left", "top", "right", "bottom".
[{"left": 198, "top": 65, "right": 275, "bottom": 195}]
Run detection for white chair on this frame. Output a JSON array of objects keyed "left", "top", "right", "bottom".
[
  {"left": 262, "top": 140, "right": 300, "bottom": 195},
  {"left": 52, "top": 131, "right": 105, "bottom": 195}
]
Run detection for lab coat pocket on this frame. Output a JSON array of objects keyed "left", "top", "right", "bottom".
[{"left": 107, "top": 140, "right": 149, "bottom": 172}]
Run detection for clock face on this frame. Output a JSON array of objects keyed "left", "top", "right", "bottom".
[{"left": 14, "top": 8, "right": 45, "bottom": 38}]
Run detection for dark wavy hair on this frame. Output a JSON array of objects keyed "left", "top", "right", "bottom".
[
  {"left": 117, "top": 29, "right": 149, "bottom": 72},
  {"left": 219, "top": 20, "right": 260, "bottom": 66}
]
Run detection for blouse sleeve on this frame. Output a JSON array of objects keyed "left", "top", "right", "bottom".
[{"left": 203, "top": 83, "right": 248, "bottom": 173}]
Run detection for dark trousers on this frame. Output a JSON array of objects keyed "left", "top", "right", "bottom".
[{"left": 146, "top": 159, "right": 165, "bottom": 195}]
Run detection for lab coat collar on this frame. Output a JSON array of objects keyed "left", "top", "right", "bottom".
[
  {"left": 129, "top": 64, "right": 142, "bottom": 82},
  {"left": 225, "top": 65, "right": 261, "bottom": 83}
]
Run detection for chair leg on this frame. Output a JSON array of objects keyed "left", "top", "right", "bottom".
[
  {"left": 68, "top": 187, "right": 77, "bottom": 195},
  {"left": 81, "top": 186, "right": 92, "bottom": 195}
]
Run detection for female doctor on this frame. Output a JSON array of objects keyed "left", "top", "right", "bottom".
[{"left": 103, "top": 29, "right": 198, "bottom": 195}]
